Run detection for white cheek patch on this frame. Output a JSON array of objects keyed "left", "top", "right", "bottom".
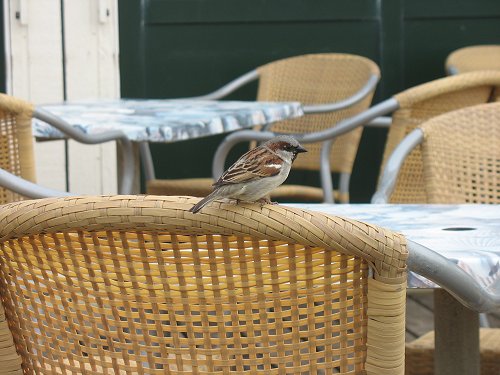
[{"left": 267, "top": 164, "right": 282, "bottom": 170}]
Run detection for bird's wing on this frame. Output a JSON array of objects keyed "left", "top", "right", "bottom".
[{"left": 214, "top": 147, "right": 283, "bottom": 187}]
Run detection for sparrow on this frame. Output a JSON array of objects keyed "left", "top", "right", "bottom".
[{"left": 189, "top": 135, "right": 307, "bottom": 213}]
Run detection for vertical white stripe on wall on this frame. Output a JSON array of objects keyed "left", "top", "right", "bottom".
[
  {"left": 6, "top": 0, "right": 67, "bottom": 192},
  {"left": 63, "top": 0, "right": 119, "bottom": 194}
]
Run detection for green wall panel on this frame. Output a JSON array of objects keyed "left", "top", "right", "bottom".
[
  {"left": 146, "top": 0, "right": 377, "bottom": 24},
  {"left": 145, "top": 22, "right": 379, "bottom": 98},
  {"left": 119, "top": 0, "right": 500, "bottom": 202},
  {"left": 404, "top": 0, "right": 500, "bottom": 19},
  {"left": 403, "top": 19, "right": 500, "bottom": 87}
]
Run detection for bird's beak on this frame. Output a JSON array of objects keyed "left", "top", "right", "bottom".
[{"left": 296, "top": 145, "right": 308, "bottom": 153}]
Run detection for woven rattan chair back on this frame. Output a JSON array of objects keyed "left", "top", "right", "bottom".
[
  {"left": 0, "top": 94, "right": 36, "bottom": 204},
  {"left": 446, "top": 45, "right": 500, "bottom": 75},
  {"left": 418, "top": 102, "right": 500, "bottom": 203},
  {"left": 257, "top": 53, "right": 380, "bottom": 176},
  {"left": 0, "top": 195, "right": 407, "bottom": 374},
  {"left": 380, "top": 71, "right": 500, "bottom": 203}
]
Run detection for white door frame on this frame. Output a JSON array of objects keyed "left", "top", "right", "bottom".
[{"left": 3, "top": 0, "right": 120, "bottom": 194}]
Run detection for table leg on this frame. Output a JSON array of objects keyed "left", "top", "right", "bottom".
[
  {"left": 433, "top": 288, "right": 480, "bottom": 375},
  {"left": 117, "top": 142, "right": 141, "bottom": 194}
]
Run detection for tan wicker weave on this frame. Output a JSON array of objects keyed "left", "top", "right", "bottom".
[
  {"left": 0, "top": 195, "right": 407, "bottom": 374},
  {"left": 405, "top": 329, "right": 500, "bottom": 375},
  {"left": 418, "top": 101, "right": 500, "bottom": 203},
  {"left": 379, "top": 70, "right": 500, "bottom": 203},
  {"left": 0, "top": 93, "right": 36, "bottom": 204},
  {"left": 445, "top": 45, "right": 500, "bottom": 74},
  {"left": 403, "top": 102, "right": 500, "bottom": 375},
  {"left": 147, "top": 53, "right": 380, "bottom": 203}
]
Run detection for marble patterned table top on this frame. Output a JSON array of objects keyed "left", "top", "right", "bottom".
[
  {"left": 286, "top": 203, "right": 500, "bottom": 290},
  {"left": 34, "top": 99, "right": 304, "bottom": 142}
]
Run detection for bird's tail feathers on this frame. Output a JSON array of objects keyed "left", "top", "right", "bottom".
[{"left": 189, "top": 192, "right": 218, "bottom": 213}]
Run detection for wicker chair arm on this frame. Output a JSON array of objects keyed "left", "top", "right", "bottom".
[
  {"left": 394, "top": 70, "right": 500, "bottom": 108},
  {"left": 0, "top": 195, "right": 408, "bottom": 282},
  {"left": 0, "top": 93, "right": 34, "bottom": 116}
]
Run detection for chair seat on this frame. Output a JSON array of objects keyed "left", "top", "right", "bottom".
[
  {"left": 405, "top": 328, "right": 500, "bottom": 375},
  {"left": 146, "top": 178, "right": 347, "bottom": 202}
]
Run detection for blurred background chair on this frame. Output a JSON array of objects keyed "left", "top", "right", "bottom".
[
  {"left": 0, "top": 93, "right": 134, "bottom": 201},
  {"left": 446, "top": 45, "right": 500, "bottom": 75},
  {"left": 374, "top": 101, "right": 500, "bottom": 204},
  {"left": 146, "top": 53, "right": 380, "bottom": 203},
  {"left": 380, "top": 71, "right": 500, "bottom": 203},
  {"left": 0, "top": 195, "right": 407, "bottom": 374},
  {"left": 0, "top": 93, "right": 38, "bottom": 203},
  {"left": 214, "top": 70, "right": 500, "bottom": 203},
  {"left": 376, "top": 70, "right": 500, "bottom": 203},
  {"left": 372, "top": 102, "right": 500, "bottom": 374},
  {"left": 405, "top": 329, "right": 500, "bottom": 375}
]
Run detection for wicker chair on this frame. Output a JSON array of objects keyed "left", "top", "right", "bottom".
[
  {"left": 374, "top": 101, "right": 500, "bottom": 204},
  {"left": 0, "top": 93, "right": 134, "bottom": 200},
  {"left": 146, "top": 53, "right": 380, "bottom": 203},
  {"left": 0, "top": 195, "right": 408, "bottom": 374},
  {"left": 445, "top": 45, "right": 500, "bottom": 75},
  {"left": 0, "top": 94, "right": 37, "bottom": 203},
  {"left": 359, "top": 70, "right": 500, "bottom": 203},
  {"left": 372, "top": 102, "right": 500, "bottom": 375}
]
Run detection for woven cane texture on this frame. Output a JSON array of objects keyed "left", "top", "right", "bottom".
[
  {"left": 0, "top": 93, "right": 36, "bottom": 204},
  {"left": 0, "top": 195, "right": 407, "bottom": 374},
  {"left": 257, "top": 53, "right": 379, "bottom": 175},
  {"left": 446, "top": 45, "right": 500, "bottom": 74},
  {"left": 405, "top": 329, "right": 500, "bottom": 375},
  {"left": 380, "top": 70, "right": 500, "bottom": 203},
  {"left": 418, "top": 102, "right": 500, "bottom": 204}
]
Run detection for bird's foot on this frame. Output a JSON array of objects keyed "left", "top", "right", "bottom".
[{"left": 257, "top": 197, "right": 278, "bottom": 206}]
